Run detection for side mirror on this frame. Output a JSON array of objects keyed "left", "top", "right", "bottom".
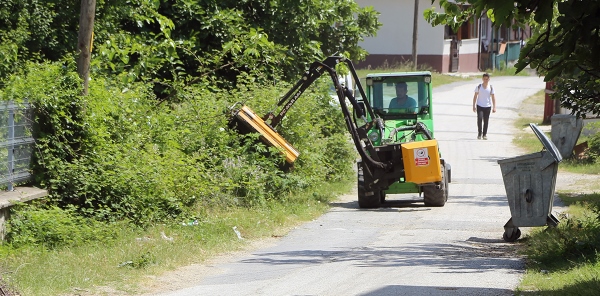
[{"left": 356, "top": 102, "right": 366, "bottom": 117}]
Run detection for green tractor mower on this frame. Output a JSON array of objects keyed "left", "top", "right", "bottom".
[{"left": 229, "top": 56, "right": 450, "bottom": 209}]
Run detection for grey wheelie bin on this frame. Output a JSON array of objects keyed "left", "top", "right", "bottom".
[
  {"left": 497, "top": 123, "right": 563, "bottom": 242},
  {"left": 551, "top": 114, "right": 583, "bottom": 159}
]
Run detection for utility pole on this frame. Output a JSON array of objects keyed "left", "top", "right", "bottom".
[
  {"left": 77, "top": 0, "right": 96, "bottom": 96},
  {"left": 412, "top": 0, "right": 419, "bottom": 70}
]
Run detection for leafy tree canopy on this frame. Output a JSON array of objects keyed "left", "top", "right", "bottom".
[
  {"left": 424, "top": 0, "right": 600, "bottom": 117},
  {"left": 0, "top": 0, "right": 381, "bottom": 99}
]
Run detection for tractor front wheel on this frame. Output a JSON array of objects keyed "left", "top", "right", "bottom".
[
  {"left": 423, "top": 163, "right": 448, "bottom": 207},
  {"left": 357, "top": 161, "right": 382, "bottom": 209}
]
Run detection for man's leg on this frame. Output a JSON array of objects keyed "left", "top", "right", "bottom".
[
  {"left": 476, "top": 106, "right": 484, "bottom": 139},
  {"left": 481, "top": 107, "right": 492, "bottom": 138}
]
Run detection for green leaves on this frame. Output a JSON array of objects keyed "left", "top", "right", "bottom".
[
  {"left": 424, "top": 1, "right": 474, "bottom": 33},
  {"left": 534, "top": 0, "right": 555, "bottom": 24},
  {"left": 1, "top": 0, "right": 381, "bottom": 101},
  {"left": 552, "top": 73, "right": 600, "bottom": 118}
]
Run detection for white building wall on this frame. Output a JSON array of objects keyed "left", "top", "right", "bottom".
[
  {"left": 460, "top": 39, "right": 480, "bottom": 54},
  {"left": 355, "top": 0, "right": 445, "bottom": 55},
  {"left": 443, "top": 39, "right": 451, "bottom": 55}
]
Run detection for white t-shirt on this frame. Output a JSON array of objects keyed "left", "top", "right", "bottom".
[{"left": 474, "top": 84, "right": 494, "bottom": 107}]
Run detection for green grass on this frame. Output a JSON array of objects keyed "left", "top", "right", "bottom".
[
  {"left": 354, "top": 64, "right": 530, "bottom": 91},
  {"left": 354, "top": 64, "right": 472, "bottom": 90},
  {"left": 560, "top": 159, "right": 600, "bottom": 174},
  {"left": 0, "top": 177, "right": 353, "bottom": 295},
  {"left": 518, "top": 260, "right": 600, "bottom": 295},
  {"left": 485, "top": 66, "right": 532, "bottom": 77},
  {"left": 513, "top": 89, "right": 600, "bottom": 296},
  {"left": 524, "top": 89, "right": 547, "bottom": 105}
]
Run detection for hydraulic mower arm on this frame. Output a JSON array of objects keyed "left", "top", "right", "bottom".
[
  {"left": 263, "top": 56, "right": 370, "bottom": 128},
  {"left": 229, "top": 56, "right": 393, "bottom": 177},
  {"left": 266, "top": 56, "right": 392, "bottom": 171}
]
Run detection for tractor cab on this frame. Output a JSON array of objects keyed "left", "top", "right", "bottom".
[
  {"left": 365, "top": 72, "right": 432, "bottom": 118},
  {"left": 358, "top": 72, "right": 435, "bottom": 145}
]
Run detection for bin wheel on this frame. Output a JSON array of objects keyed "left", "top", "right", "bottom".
[{"left": 503, "top": 228, "right": 521, "bottom": 242}]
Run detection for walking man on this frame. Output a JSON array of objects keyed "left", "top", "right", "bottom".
[{"left": 472, "top": 73, "right": 496, "bottom": 140}]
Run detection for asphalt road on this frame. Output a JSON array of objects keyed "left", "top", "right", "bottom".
[{"left": 159, "top": 75, "right": 548, "bottom": 296}]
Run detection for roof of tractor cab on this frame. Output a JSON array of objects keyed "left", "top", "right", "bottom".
[{"left": 366, "top": 71, "right": 432, "bottom": 78}]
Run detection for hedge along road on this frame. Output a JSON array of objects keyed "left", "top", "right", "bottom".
[{"left": 152, "top": 75, "right": 548, "bottom": 296}]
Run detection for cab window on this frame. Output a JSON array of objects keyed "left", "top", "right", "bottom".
[{"left": 369, "top": 80, "right": 430, "bottom": 117}]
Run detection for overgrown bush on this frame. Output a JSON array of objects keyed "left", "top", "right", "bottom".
[
  {"left": 5, "top": 204, "right": 121, "bottom": 249},
  {"left": 586, "top": 122, "right": 600, "bottom": 162},
  {"left": 1, "top": 61, "right": 355, "bottom": 234},
  {"left": 524, "top": 196, "right": 600, "bottom": 267}
]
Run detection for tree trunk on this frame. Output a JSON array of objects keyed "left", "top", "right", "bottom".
[
  {"left": 412, "top": 0, "right": 419, "bottom": 70},
  {"left": 77, "top": 0, "right": 96, "bottom": 96}
]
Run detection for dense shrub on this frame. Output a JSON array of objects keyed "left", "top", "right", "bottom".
[
  {"left": 586, "top": 123, "right": 600, "bottom": 163},
  {"left": 5, "top": 205, "right": 120, "bottom": 249},
  {"left": 524, "top": 196, "right": 600, "bottom": 266},
  {"left": 1, "top": 61, "right": 355, "bottom": 231}
]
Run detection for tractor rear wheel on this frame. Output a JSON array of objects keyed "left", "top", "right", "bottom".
[
  {"left": 423, "top": 163, "right": 448, "bottom": 207},
  {"left": 357, "top": 161, "right": 381, "bottom": 209}
]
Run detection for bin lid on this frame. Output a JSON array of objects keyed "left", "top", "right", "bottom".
[{"left": 530, "top": 123, "right": 562, "bottom": 163}]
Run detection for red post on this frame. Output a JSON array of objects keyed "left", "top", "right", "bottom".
[{"left": 543, "top": 80, "right": 555, "bottom": 124}]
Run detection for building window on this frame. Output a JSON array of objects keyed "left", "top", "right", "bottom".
[
  {"left": 460, "top": 16, "right": 478, "bottom": 39},
  {"left": 480, "top": 16, "right": 488, "bottom": 39},
  {"left": 469, "top": 16, "right": 478, "bottom": 38},
  {"left": 445, "top": 14, "right": 479, "bottom": 40},
  {"left": 444, "top": 25, "right": 453, "bottom": 39}
]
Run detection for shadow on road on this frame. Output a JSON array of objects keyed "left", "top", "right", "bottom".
[
  {"left": 239, "top": 241, "right": 522, "bottom": 271},
  {"left": 331, "top": 194, "right": 511, "bottom": 210},
  {"left": 359, "top": 285, "right": 514, "bottom": 296},
  {"left": 330, "top": 197, "right": 430, "bottom": 211}
]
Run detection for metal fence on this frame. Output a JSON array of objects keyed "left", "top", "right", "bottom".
[{"left": 0, "top": 101, "right": 35, "bottom": 191}]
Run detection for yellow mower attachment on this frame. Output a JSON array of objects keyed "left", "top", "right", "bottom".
[{"left": 230, "top": 104, "right": 300, "bottom": 164}]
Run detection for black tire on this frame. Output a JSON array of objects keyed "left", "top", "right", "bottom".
[
  {"left": 357, "top": 162, "right": 381, "bottom": 209},
  {"left": 503, "top": 228, "right": 521, "bottom": 242},
  {"left": 423, "top": 163, "right": 448, "bottom": 207},
  {"left": 443, "top": 163, "right": 449, "bottom": 201}
]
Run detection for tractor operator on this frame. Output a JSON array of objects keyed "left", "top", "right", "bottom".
[{"left": 389, "top": 82, "right": 417, "bottom": 109}]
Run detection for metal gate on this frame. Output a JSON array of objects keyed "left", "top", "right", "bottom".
[{"left": 0, "top": 101, "right": 35, "bottom": 191}]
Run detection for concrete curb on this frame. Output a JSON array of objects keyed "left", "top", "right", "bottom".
[{"left": 0, "top": 187, "right": 48, "bottom": 241}]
